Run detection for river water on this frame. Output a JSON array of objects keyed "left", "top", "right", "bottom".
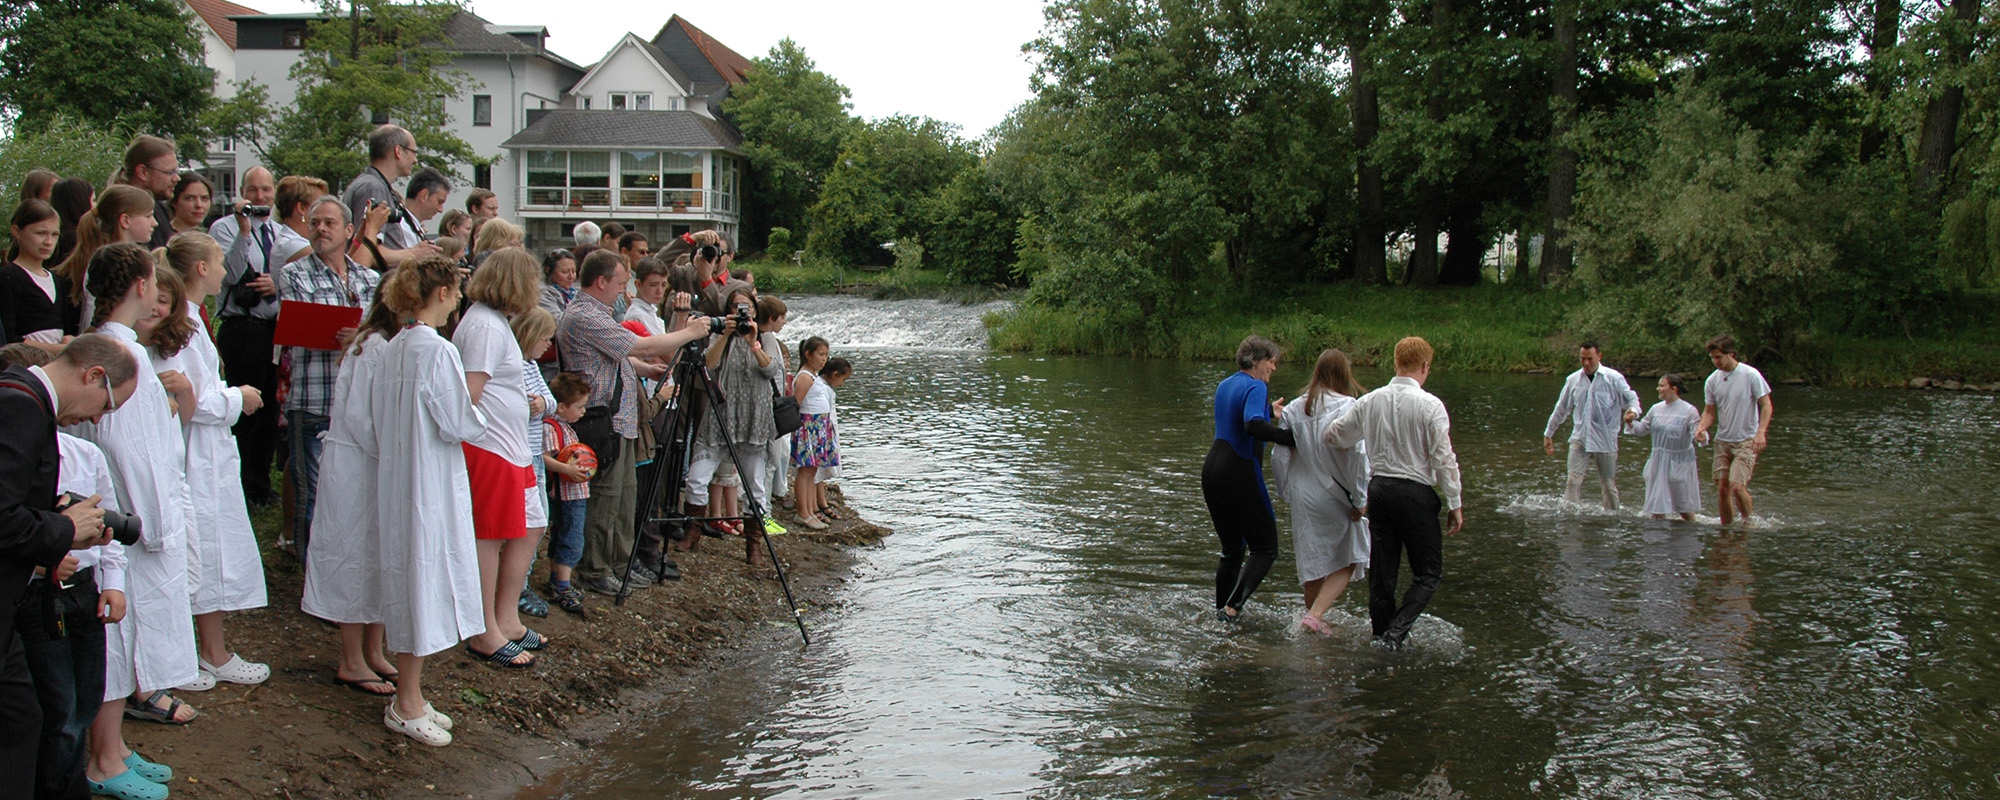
[{"left": 523, "top": 295, "right": 2000, "bottom": 799}]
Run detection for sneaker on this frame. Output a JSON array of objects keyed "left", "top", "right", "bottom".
[
  {"left": 763, "top": 518, "right": 789, "bottom": 536},
  {"left": 548, "top": 584, "right": 586, "bottom": 615},
  {"left": 625, "top": 566, "right": 656, "bottom": 590},
  {"left": 579, "top": 575, "right": 624, "bottom": 596},
  {"left": 518, "top": 586, "right": 550, "bottom": 618},
  {"left": 654, "top": 560, "right": 682, "bottom": 581}
]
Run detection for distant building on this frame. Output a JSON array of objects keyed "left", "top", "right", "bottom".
[{"left": 185, "top": 2, "right": 748, "bottom": 248}]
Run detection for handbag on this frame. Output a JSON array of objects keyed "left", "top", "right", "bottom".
[
  {"left": 771, "top": 380, "right": 802, "bottom": 439},
  {"left": 572, "top": 367, "right": 623, "bottom": 471}
]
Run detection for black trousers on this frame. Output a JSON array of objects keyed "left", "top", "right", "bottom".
[
  {"left": 1201, "top": 440, "right": 1279, "bottom": 612},
  {"left": 0, "top": 633, "right": 42, "bottom": 800},
  {"left": 219, "top": 316, "right": 280, "bottom": 501},
  {"left": 1365, "top": 476, "right": 1445, "bottom": 642},
  {"left": 17, "top": 574, "right": 103, "bottom": 800}
]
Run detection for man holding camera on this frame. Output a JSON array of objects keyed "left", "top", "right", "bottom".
[
  {"left": 556, "top": 251, "right": 711, "bottom": 596},
  {"left": 0, "top": 334, "right": 136, "bottom": 798},
  {"left": 342, "top": 125, "right": 441, "bottom": 269},
  {"left": 210, "top": 166, "right": 308, "bottom": 508}
]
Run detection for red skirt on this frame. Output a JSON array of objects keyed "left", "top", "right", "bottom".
[{"left": 463, "top": 444, "right": 535, "bottom": 540}]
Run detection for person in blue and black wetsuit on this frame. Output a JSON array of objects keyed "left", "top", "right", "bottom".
[{"left": 1202, "top": 335, "right": 1293, "bottom": 623}]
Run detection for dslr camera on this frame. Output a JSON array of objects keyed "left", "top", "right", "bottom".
[
  {"left": 57, "top": 492, "right": 141, "bottom": 547},
  {"left": 734, "top": 302, "right": 754, "bottom": 336}
]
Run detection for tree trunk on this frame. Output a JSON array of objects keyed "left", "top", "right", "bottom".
[
  {"left": 1858, "top": 0, "right": 1902, "bottom": 162},
  {"left": 1351, "top": 32, "right": 1387, "bottom": 285},
  {"left": 1540, "top": 0, "right": 1578, "bottom": 283},
  {"left": 1407, "top": 193, "right": 1441, "bottom": 286},
  {"left": 1914, "top": 0, "right": 1979, "bottom": 204},
  {"left": 1440, "top": 191, "right": 1485, "bottom": 286},
  {"left": 1514, "top": 227, "right": 1534, "bottom": 284}
]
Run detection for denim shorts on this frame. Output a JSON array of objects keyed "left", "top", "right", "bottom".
[{"left": 550, "top": 498, "right": 587, "bottom": 567}]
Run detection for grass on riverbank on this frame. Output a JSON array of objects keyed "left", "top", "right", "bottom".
[
  {"left": 743, "top": 256, "right": 1015, "bottom": 304},
  {"left": 986, "top": 283, "right": 2000, "bottom": 387}
]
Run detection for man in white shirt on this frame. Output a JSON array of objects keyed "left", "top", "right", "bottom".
[
  {"left": 1693, "top": 335, "right": 1772, "bottom": 525},
  {"left": 1325, "top": 336, "right": 1463, "bottom": 648},
  {"left": 210, "top": 166, "right": 309, "bottom": 507},
  {"left": 1542, "top": 341, "right": 1641, "bottom": 510}
]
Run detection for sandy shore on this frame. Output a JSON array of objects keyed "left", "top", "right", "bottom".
[{"left": 116, "top": 487, "right": 885, "bottom": 799}]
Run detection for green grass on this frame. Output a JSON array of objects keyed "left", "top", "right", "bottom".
[
  {"left": 746, "top": 256, "right": 1015, "bottom": 303},
  {"left": 986, "top": 283, "right": 2000, "bottom": 387}
]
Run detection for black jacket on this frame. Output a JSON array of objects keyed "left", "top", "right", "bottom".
[{"left": 0, "top": 365, "right": 77, "bottom": 646}]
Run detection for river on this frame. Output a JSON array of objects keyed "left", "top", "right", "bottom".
[{"left": 521, "top": 294, "right": 2000, "bottom": 799}]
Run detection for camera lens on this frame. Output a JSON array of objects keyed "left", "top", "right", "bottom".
[{"left": 103, "top": 509, "right": 142, "bottom": 547}]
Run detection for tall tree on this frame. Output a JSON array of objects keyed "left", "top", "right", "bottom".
[
  {"left": 1348, "top": 0, "right": 1389, "bottom": 285},
  {"left": 1913, "top": 0, "right": 1982, "bottom": 204},
  {"left": 0, "top": 0, "right": 214, "bottom": 149},
  {"left": 805, "top": 115, "right": 977, "bottom": 264},
  {"left": 722, "top": 38, "right": 858, "bottom": 249},
  {"left": 1541, "top": 0, "right": 1581, "bottom": 283},
  {"left": 1857, "top": 0, "right": 1904, "bottom": 162}
]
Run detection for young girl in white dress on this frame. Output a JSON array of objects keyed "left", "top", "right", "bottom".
[
  {"left": 1272, "top": 348, "right": 1372, "bottom": 635},
  {"left": 154, "top": 233, "right": 271, "bottom": 687},
  {"left": 372, "top": 257, "right": 488, "bottom": 747},
  {"left": 1622, "top": 373, "right": 1705, "bottom": 521}
]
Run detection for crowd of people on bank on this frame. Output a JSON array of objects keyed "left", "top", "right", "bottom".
[
  {"left": 0, "top": 126, "right": 857, "bottom": 799},
  {"left": 1201, "top": 332, "right": 1774, "bottom": 645}
]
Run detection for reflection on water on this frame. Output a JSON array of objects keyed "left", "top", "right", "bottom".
[{"left": 524, "top": 297, "right": 2000, "bottom": 800}]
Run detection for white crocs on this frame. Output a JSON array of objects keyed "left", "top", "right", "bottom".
[
  {"left": 176, "top": 671, "right": 216, "bottom": 692},
  {"left": 423, "top": 702, "right": 453, "bottom": 731},
  {"left": 199, "top": 654, "right": 271, "bottom": 685},
  {"left": 385, "top": 702, "right": 452, "bottom": 746}
]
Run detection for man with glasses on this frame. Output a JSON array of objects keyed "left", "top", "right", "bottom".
[
  {"left": 342, "top": 124, "right": 440, "bottom": 269},
  {"left": 116, "top": 135, "right": 181, "bottom": 248},
  {"left": 0, "top": 334, "right": 134, "bottom": 798}
]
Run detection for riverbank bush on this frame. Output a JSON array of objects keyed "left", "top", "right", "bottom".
[{"left": 745, "top": 255, "right": 1011, "bottom": 303}]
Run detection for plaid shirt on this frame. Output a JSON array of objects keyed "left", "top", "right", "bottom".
[
  {"left": 556, "top": 292, "right": 639, "bottom": 438},
  {"left": 543, "top": 417, "right": 590, "bottom": 501},
  {"left": 280, "top": 252, "right": 379, "bottom": 415}
]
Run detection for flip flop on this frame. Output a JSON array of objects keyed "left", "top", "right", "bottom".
[
  {"left": 333, "top": 675, "right": 397, "bottom": 696},
  {"left": 512, "top": 628, "right": 549, "bottom": 651},
  {"left": 123, "top": 691, "right": 198, "bottom": 725},
  {"left": 466, "top": 640, "right": 536, "bottom": 669}
]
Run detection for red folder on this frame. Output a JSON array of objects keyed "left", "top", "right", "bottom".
[{"left": 274, "top": 301, "right": 363, "bottom": 351}]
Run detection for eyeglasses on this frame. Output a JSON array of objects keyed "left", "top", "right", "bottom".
[
  {"left": 146, "top": 160, "right": 178, "bottom": 175},
  {"left": 99, "top": 371, "right": 119, "bottom": 414}
]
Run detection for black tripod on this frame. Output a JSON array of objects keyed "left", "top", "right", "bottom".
[{"left": 617, "top": 333, "right": 810, "bottom": 646}]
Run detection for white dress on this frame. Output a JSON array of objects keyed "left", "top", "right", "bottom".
[
  {"left": 300, "top": 332, "right": 389, "bottom": 624},
  {"left": 371, "top": 325, "right": 489, "bottom": 657},
  {"left": 177, "top": 301, "right": 268, "bottom": 615},
  {"left": 68, "top": 322, "right": 199, "bottom": 696},
  {"left": 1272, "top": 391, "right": 1371, "bottom": 585},
  {"left": 1624, "top": 398, "right": 1702, "bottom": 515}
]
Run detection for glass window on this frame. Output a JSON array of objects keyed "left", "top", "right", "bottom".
[
  {"left": 569, "top": 151, "right": 610, "bottom": 207},
  {"left": 282, "top": 28, "right": 304, "bottom": 48},
  {"left": 473, "top": 95, "right": 492, "bottom": 126},
  {"left": 620, "top": 151, "right": 660, "bottom": 208},
  {"left": 610, "top": 93, "right": 627, "bottom": 111},
  {"left": 525, "top": 151, "right": 567, "bottom": 206},
  {"left": 634, "top": 94, "right": 652, "bottom": 110}
]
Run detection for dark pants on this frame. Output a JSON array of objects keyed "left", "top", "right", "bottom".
[
  {"left": 1366, "top": 476, "right": 1445, "bottom": 643},
  {"left": 288, "top": 409, "right": 330, "bottom": 563},
  {"left": 0, "top": 634, "right": 43, "bottom": 800},
  {"left": 219, "top": 316, "right": 280, "bottom": 503},
  {"left": 633, "top": 459, "right": 667, "bottom": 569},
  {"left": 1201, "top": 440, "right": 1279, "bottom": 612},
  {"left": 17, "top": 574, "right": 104, "bottom": 800}
]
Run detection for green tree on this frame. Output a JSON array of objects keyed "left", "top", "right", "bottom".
[
  {"left": 922, "top": 166, "right": 1021, "bottom": 285},
  {"left": 805, "top": 115, "right": 977, "bottom": 264},
  {"left": 723, "top": 39, "right": 858, "bottom": 249},
  {"left": 0, "top": 0, "right": 214, "bottom": 149},
  {"left": 0, "top": 115, "right": 125, "bottom": 207},
  {"left": 222, "top": 0, "right": 481, "bottom": 186}
]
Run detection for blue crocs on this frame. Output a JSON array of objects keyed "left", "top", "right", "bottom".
[
  {"left": 89, "top": 767, "right": 168, "bottom": 800},
  {"left": 124, "top": 751, "right": 173, "bottom": 783}
]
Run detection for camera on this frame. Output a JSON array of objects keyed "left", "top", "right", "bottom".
[
  {"left": 734, "top": 302, "right": 753, "bottom": 335},
  {"left": 58, "top": 492, "right": 141, "bottom": 547},
  {"left": 698, "top": 244, "right": 720, "bottom": 262},
  {"left": 240, "top": 205, "right": 271, "bottom": 218}
]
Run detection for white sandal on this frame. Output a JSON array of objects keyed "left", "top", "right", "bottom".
[
  {"left": 384, "top": 702, "right": 452, "bottom": 746},
  {"left": 199, "top": 654, "right": 271, "bottom": 685},
  {"left": 423, "top": 703, "right": 453, "bottom": 731}
]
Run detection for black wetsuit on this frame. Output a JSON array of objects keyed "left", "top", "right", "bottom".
[{"left": 1201, "top": 371, "right": 1294, "bottom": 613}]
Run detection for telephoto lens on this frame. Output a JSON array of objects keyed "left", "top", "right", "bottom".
[{"left": 59, "top": 492, "right": 143, "bottom": 546}]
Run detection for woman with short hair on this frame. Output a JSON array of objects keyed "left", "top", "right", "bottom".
[{"left": 1201, "top": 335, "right": 1293, "bottom": 623}]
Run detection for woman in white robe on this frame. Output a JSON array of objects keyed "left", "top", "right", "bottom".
[
  {"left": 371, "top": 259, "right": 487, "bottom": 746},
  {"left": 300, "top": 319, "right": 399, "bottom": 694},
  {"left": 1271, "top": 349, "right": 1371, "bottom": 636},
  {"left": 67, "top": 243, "right": 200, "bottom": 794},
  {"left": 155, "top": 234, "right": 272, "bottom": 686},
  {"left": 1622, "top": 373, "right": 1704, "bottom": 520}
]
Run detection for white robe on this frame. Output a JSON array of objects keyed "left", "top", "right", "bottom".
[
  {"left": 1272, "top": 391, "right": 1371, "bottom": 585},
  {"left": 68, "top": 322, "right": 199, "bottom": 696},
  {"left": 1624, "top": 398, "right": 1703, "bottom": 515},
  {"left": 371, "top": 326, "right": 489, "bottom": 656},
  {"left": 300, "top": 332, "right": 389, "bottom": 624},
  {"left": 176, "top": 301, "right": 267, "bottom": 614}
]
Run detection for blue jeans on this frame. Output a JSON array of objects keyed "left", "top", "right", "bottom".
[
  {"left": 287, "top": 409, "right": 330, "bottom": 563},
  {"left": 18, "top": 575, "right": 107, "bottom": 800},
  {"left": 551, "top": 498, "right": 587, "bottom": 568}
]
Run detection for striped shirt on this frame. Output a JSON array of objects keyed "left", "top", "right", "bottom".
[{"left": 280, "top": 252, "right": 379, "bottom": 415}]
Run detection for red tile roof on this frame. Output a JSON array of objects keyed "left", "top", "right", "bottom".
[
  {"left": 658, "top": 15, "right": 755, "bottom": 84},
  {"left": 185, "top": 0, "right": 262, "bottom": 49}
]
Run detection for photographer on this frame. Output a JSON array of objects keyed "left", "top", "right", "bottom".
[
  {"left": 0, "top": 334, "right": 134, "bottom": 798},
  {"left": 210, "top": 167, "right": 307, "bottom": 507},
  {"left": 352, "top": 167, "right": 451, "bottom": 272},
  {"left": 681, "top": 282, "right": 781, "bottom": 567},
  {"left": 341, "top": 125, "right": 441, "bottom": 269}
]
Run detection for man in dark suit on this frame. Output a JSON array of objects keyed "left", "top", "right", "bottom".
[{"left": 0, "top": 333, "right": 134, "bottom": 798}]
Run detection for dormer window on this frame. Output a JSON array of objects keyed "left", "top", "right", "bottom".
[{"left": 609, "top": 93, "right": 652, "bottom": 111}]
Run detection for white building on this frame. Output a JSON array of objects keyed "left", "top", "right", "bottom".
[{"left": 186, "top": 2, "right": 750, "bottom": 249}]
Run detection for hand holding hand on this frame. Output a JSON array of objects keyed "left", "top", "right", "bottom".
[
  {"left": 1623, "top": 409, "right": 1639, "bottom": 423},
  {"left": 1349, "top": 505, "right": 1365, "bottom": 523}
]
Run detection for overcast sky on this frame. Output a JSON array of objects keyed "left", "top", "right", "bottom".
[{"left": 254, "top": 0, "right": 1050, "bottom": 137}]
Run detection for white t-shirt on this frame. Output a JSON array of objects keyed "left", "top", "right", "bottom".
[
  {"left": 453, "top": 303, "right": 532, "bottom": 465},
  {"left": 1703, "top": 362, "right": 1771, "bottom": 443}
]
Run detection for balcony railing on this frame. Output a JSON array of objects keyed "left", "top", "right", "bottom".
[{"left": 523, "top": 187, "right": 736, "bottom": 215}]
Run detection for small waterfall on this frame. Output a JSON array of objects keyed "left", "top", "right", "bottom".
[{"left": 779, "top": 294, "right": 1009, "bottom": 350}]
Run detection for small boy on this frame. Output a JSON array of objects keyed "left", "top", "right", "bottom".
[{"left": 542, "top": 372, "right": 593, "bottom": 614}]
